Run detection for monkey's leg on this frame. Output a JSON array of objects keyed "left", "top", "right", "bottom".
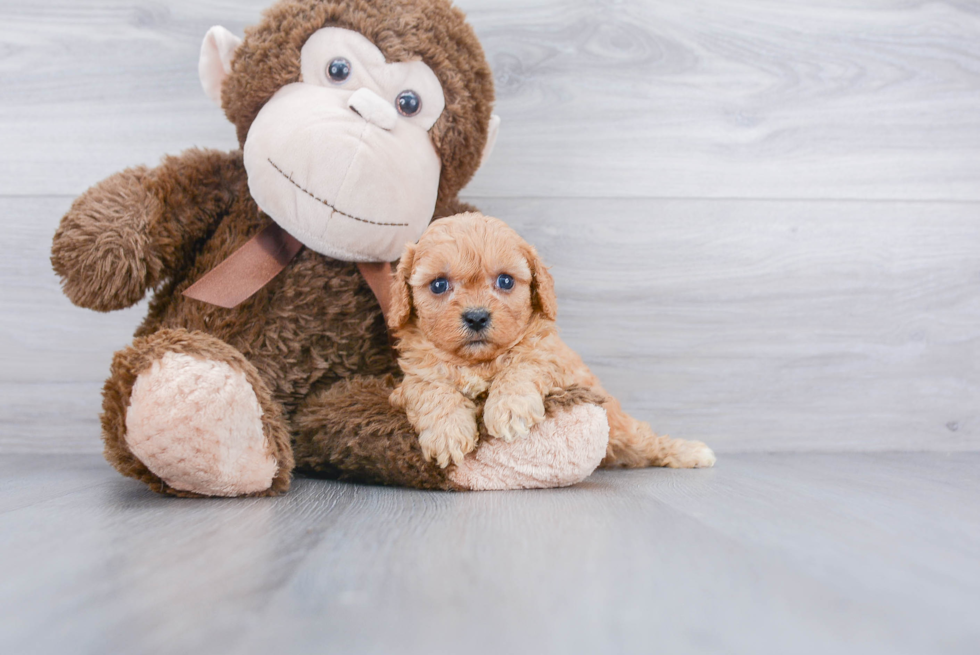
[
  {"left": 292, "top": 376, "right": 454, "bottom": 490},
  {"left": 293, "top": 379, "right": 611, "bottom": 491},
  {"left": 102, "top": 328, "right": 293, "bottom": 497},
  {"left": 600, "top": 397, "right": 716, "bottom": 469}
]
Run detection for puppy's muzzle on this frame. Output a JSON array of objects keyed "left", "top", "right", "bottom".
[{"left": 461, "top": 308, "right": 491, "bottom": 333}]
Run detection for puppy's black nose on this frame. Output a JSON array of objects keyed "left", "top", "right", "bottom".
[{"left": 462, "top": 308, "right": 491, "bottom": 332}]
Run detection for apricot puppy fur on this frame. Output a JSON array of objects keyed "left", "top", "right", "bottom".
[{"left": 388, "top": 212, "right": 716, "bottom": 470}]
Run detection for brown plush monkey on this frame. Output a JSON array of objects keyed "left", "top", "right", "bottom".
[{"left": 50, "top": 0, "right": 618, "bottom": 496}]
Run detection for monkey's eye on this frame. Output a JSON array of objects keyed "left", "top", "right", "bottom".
[
  {"left": 396, "top": 90, "right": 422, "bottom": 116},
  {"left": 429, "top": 278, "right": 449, "bottom": 295},
  {"left": 327, "top": 58, "right": 351, "bottom": 83},
  {"left": 496, "top": 274, "right": 515, "bottom": 291}
]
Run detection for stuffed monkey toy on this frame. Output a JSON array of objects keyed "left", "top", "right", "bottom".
[{"left": 50, "top": 0, "right": 614, "bottom": 496}]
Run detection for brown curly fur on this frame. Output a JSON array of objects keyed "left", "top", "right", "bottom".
[
  {"left": 50, "top": 0, "right": 497, "bottom": 495},
  {"left": 51, "top": 167, "right": 160, "bottom": 311},
  {"left": 292, "top": 375, "right": 454, "bottom": 490}
]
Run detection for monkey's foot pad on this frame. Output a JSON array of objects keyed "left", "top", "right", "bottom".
[{"left": 124, "top": 351, "right": 277, "bottom": 496}]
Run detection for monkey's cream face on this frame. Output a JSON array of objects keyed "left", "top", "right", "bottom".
[
  {"left": 243, "top": 28, "right": 446, "bottom": 262},
  {"left": 408, "top": 217, "right": 538, "bottom": 363}
]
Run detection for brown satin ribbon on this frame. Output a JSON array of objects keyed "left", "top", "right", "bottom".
[
  {"left": 182, "top": 222, "right": 304, "bottom": 309},
  {"left": 182, "top": 222, "right": 395, "bottom": 322},
  {"left": 356, "top": 261, "right": 394, "bottom": 324}
]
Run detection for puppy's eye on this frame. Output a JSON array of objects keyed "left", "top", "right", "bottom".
[
  {"left": 429, "top": 278, "right": 449, "bottom": 295},
  {"left": 496, "top": 274, "right": 515, "bottom": 291},
  {"left": 327, "top": 58, "right": 351, "bottom": 83}
]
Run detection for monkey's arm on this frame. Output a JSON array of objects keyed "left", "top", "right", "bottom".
[
  {"left": 390, "top": 373, "right": 479, "bottom": 468},
  {"left": 292, "top": 375, "right": 455, "bottom": 489},
  {"left": 51, "top": 148, "right": 243, "bottom": 312}
]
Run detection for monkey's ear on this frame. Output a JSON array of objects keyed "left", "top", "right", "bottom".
[
  {"left": 199, "top": 26, "right": 243, "bottom": 107},
  {"left": 388, "top": 243, "right": 417, "bottom": 331},
  {"left": 526, "top": 244, "right": 557, "bottom": 321},
  {"left": 479, "top": 115, "right": 502, "bottom": 169}
]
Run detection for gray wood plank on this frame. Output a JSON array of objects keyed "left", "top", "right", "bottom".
[
  {"left": 0, "top": 382, "right": 104, "bottom": 454},
  {"left": 0, "top": 454, "right": 111, "bottom": 513},
  {"left": 1, "top": 195, "right": 144, "bottom": 453},
  {"left": 1, "top": 0, "right": 979, "bottom": 199},
  {"left": 0, "top": 458, "right": 349, "bottom": 655},
  {"left": 5, "top": 195, "right": 977, "bottom": 454},
  {"left": 0, "top": 0, "right": 260, "bottom": 197},
  {"left": 0, "top": 453, "right": 977, "bottom": 655},
  {"left": 639, "top": 453, "right": 980, "bottom": 607},
  {"left": 485, "top": 197, "right": 980, "bottom": 453},
  {"left": 468, "top": 0, "right": 980, "bottom": 200},
  {"left": 2, "top": 195, "right": 146, "bottom": 385},
  {"left": 245, "top": 455, "right": 980, "bottom": 655}
]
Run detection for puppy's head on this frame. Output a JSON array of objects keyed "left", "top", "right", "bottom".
[{"left": 389, "top": 212, "right": 556, "bottom": 362}]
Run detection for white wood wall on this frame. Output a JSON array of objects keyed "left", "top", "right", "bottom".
[{"left": 2, "top": 0, "right": 978, "bottom": 454}]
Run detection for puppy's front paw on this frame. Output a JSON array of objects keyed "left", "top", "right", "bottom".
[
  {"left": 483, "top": 391, "right": 546, "bottom": 442},
  {"left": 418, "top": 410, "right": 479, "bottom": 468},
  {"left": 669, "top": 439, "right": 717, "bottom": 469}
]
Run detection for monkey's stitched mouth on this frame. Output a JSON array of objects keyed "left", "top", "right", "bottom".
[{"left": 267, "top": 159, "right": 409, "bottom": 227}]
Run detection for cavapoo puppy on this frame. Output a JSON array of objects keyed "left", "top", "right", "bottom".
[{"left": 388, "top": 212, "right": 716, "bottom": 471}]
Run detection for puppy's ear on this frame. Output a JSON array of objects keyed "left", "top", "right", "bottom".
[
  {"left": 526, "top": 245, "right": 557, "bottom": 321},
  {"left": 388, "top": 243, "right": 417, "bottom": 330}
]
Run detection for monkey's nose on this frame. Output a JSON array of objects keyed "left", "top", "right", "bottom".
[
  {"left": 462, "top": 308, "right": 491, "bottom": 332},
  {"left": 348, "top": 88, "right": 398, "bottom": 131}
]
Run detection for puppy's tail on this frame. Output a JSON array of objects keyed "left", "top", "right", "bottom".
[{"left": 600, "top": 398, "right": 716, "bottom": 469}]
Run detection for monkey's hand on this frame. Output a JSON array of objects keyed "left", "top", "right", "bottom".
[
  {"left": 52, "top": 149, "right": 240, "bottom": 312},
  {"left": 51, "top": 166, "right": 163, "bottom": 312},
  {"left": 483, "top": 383, "right": 547, "bottom": 443}
]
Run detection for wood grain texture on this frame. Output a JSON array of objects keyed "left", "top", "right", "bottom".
[
  {"left": 1, "top": 0, "right": 978, "bottom": 199},
  {"left": 5, "top": 195, "right": 977, "bottom": 453},
  {"left": 485, "top": 197, "right": 980, "bottom": 453},
  {"left": 1, "top": 195, "right": 145, "bottom": 453},
  {"left": 468, "top": 0, "right": 980, "bottom": 200},
  {"left": 0, "top": 453, "right": 977, "bottom": 655}
]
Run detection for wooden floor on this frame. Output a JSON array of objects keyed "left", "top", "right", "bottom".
[{"left": 1, "top": 453, "right": 977, "bottom": 655}]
